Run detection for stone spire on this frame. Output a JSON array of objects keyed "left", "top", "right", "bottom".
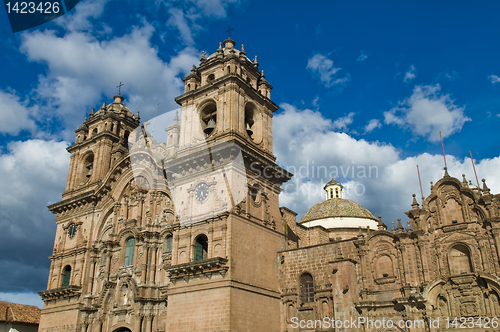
[{"left": 411, "top": 194, "right": 419, "bottom": 209}]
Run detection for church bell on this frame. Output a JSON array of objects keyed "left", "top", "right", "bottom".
[
  {"left": 204, "top": 118, "right": 215, "bottom": 135},
  {"left": 246, "top": 122, "right": 253, "bottom": 137}
]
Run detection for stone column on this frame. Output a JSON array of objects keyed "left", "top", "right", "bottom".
[{"left": 141, "top": 245, "right": 148, "bottom": 284}]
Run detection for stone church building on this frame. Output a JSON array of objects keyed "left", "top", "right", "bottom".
[{"left": 38, "top": 39, "right": 500, "bottom": 332}]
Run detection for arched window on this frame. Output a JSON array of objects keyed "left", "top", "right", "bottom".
[
  {"left": 124, "top": 237, "right": 135, "bottom": 266},
  {"left": 62, "top": 265, "right": 71, "bottom": 287},
  {"left": 300, "top": 273, "right": 314, "bottom": 303},
  {"left": 335, "top": 188, "right": 339, "bottom": 198},
  {"left": 165, "top": 236, "right": 172, "bottom": 253},
  {"left": 194, "top": 235, "right": 208, "bottom": 261},
  {"left": 377, "top": 255, "right": 394, "bottom": 278},
  {"left": 449, "top": 244, "right": 473, "bottom": 275},
  {"left": 330, "top": 189, "right": 333, "bottom": 199}
]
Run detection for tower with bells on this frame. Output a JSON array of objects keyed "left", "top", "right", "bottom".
[
  {"left": 162, "top": 37, "right": 292, "bottom": 331},
  {"left": 38, "top": 39, "right": 292, "bottom": 332}
]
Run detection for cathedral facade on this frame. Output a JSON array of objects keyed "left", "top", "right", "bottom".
[{"left": 38, "top": 39, "right": 500, "bottom": 332}]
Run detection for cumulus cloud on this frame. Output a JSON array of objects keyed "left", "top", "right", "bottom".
[
  {"left": 0, "top": 89, "right": 38, "bottom": 135},
  {"left": 364, "top": 118, "right": 381, "bottom": 133},
  {"left": 55, "top": 0, "right": 109, "bottom": 32},
  {"left": 20, "top": 22, "right": 198, "bottom": 131},
  {"left": 489, "top": 74, "right": 500, "bottom": 84},
  {"left": 383, "top": 84, "right": 470, "bottom": 142},
  {"left": 404, "top": 65, "right": 416, "bottom": 82},
  {"left": 0, "top": 139, "right": 69, "bottom": 297},
  {"left": 274, "top": 104, "right": 500, "bottom": 226},
  {"left": 356, "top": 51, "right": 368, "bottom": 62},
  {"left": 307, "top": 53, "right": 350, "bottom": 88},
  {"left": 332, "top": 112, "right": 355, "bottom": 131}
]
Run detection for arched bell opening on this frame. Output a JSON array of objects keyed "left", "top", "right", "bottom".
[
  {"left": 244, "top": 102, "right": 262, "bottom": 143},
  {"left": 200, "top": 102, "right": 217, "bottom": 137},
  {"left": 82, "top": 152, "right": 94, "bottom": 181}
]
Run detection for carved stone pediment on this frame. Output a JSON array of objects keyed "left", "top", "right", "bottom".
[
  {"left": 38, "top": 285, "right": 82, "bottom": 301},
  {"left": 450, "top": 274, "right": 476, "bottom": 285},
  {"left": 165, "top": 257, "right": 228, "bottom": 282}
]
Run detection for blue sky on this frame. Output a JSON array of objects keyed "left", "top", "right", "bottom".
[{"left": 1, "top": 0, "right": 500, "bottom": 307}]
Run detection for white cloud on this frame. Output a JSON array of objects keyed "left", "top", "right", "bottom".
[
  {"left": 364, "top": 118, "right": 381, "bottom": 133},
  {"left": 20, "top": 23, "right": 199, "bottom": 131},
  {"left": 356, "top": 51, "right": 368, "bottom": 62},
  {"left": 0, "top": 139, "right": 69, "bottom": 294},
  {"left": 274, "top": 105, "right": 500, "bottom": 226},
  {"left": 55, "top": 0, "right": 109, "bottom": 32},
  {"left": 0, "top": 89, "right": 37, "bottom": 135},
  {"left": 307, "top": 53, "right": 350, "bottom": 88},
  {"left": 383, "top": 84, "right": 470, "bottom": 142},
  {"left": 489, "top": 74, "right": 500, "bottom": 84},
  {"left": 404, "top": 65, "right": 416, "bottom": 82},
  {"left": 332, "top": 112, "right": 355, "bottom": 131}
]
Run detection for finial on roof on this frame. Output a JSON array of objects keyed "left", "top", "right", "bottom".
[
  {"left": 218, "top": 42, "right": 223, "bottom": 52},
  {"left": 174, "top": 110, "right": 179, "bottom": 122},
  {"left": 411, "top": 194, "right": 419, "bottom": 209},
  {"left": 444, "top": 167, "right": 450, "bottom": 177},
  {"left": 482, "top": 179, "right": 490, "bottom": 195},
  {"left": 253, "top": 55, "right": 259, "bottom": 67},
  {"left": 397, "top": 218, "right": 404, "bottom": 232},
  {"left": 358, "top": 226, "right": 364, "bottom": 238},
  {"left": 241, "top": 44, "right": 246, "bottom": 55},
  {"left": 391, "top": 221, "right": 395, "bottom": 232},
  {"left": 200, "top": 50, "right": 206, "bottom": 62},
  {"left": 430, "top": 181, "right": 434, "bottom": 190},
  {"left": 462, "top": 174, "right": 467, "bottom": 185},
  {"left": 191, "top": 64, "right": 196, "bottom": 73},
  {"left": 90, "top": 107, "right": 95, "bottom": 116},
  {"left": 377, "top": 216, "right": 385, "bottom": 230},
  {"left": 101, "top": 102, "right": 106, "bottom": 109},
  {"left": 136, "top": 110, "right": 140, "bottom": 121}
]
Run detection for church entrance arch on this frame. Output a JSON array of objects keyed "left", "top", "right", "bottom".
[{"left": 113, "top": 327, "right": 132, "bottom": 332}]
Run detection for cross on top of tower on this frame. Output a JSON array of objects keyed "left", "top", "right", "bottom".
[
  {"left": 226, "top": 26, "right": 233, "bottom": 38},
  {"left": 117, "top": 82, "right": 124, "bottom": 95}
]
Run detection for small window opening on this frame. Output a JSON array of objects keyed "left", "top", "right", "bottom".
[
  {"left": 124, "top": 237, "right": 135, "bottom": 266},
  {"left": 207, "top": 74, "right": 215, "bottom": 82},
  {"left": 165, "top": 236, "right": 172, "bottom": 253},
  {"left": 194, "top": 235, "right": 208, "bottom": 261},
  {"left": 300, "top": 273, "right": 314, "bottom": 303},
  {"left": 62, "top": 265, "right": 71, "bottom": 287}
]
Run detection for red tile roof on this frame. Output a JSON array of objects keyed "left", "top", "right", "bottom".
[{"left": 0, "top": 301, "right": 41, "bottom": 324}]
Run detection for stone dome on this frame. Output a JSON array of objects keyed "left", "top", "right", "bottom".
[{"left": 300, "top": 198, "right": 377, "bottom": 224}]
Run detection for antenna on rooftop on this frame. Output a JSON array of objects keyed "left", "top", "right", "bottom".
[
  {"left": 439, "top": 131, "right": 449, "bottom": 175},
  {"left": 417, "top": 165, "right": 424, "bottom": 202},
  {"left": 469, "top": 150, "right": 480, "bottom": 187}
]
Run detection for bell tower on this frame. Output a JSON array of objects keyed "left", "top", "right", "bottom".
[
  {"left": 64, "top": 94, "right": 140, "bottom": 198},
  {"left": 163, "top": 39, "right": 292, "bottom": 332},
  {"left": 174, "top": 38, "right": 277, "bottom": 162}
]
